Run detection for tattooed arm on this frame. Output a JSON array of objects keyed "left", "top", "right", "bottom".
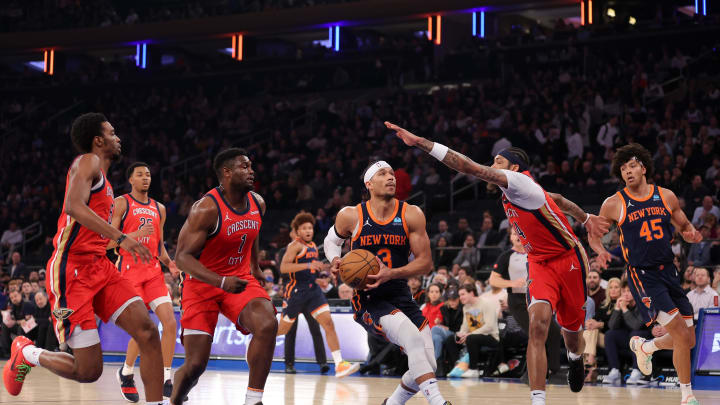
[
  {"left": 385, "top": 121, "right": 509, "bottom": 188},
  {"left": 547, "top": 192, "right": 586, "bottom": 223}
]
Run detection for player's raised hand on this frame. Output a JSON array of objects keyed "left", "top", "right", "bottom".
[
  {"left": 584, "top": 214, "right": 611, "bottom": 239},
  {"left": 384, "top": 121, "right": 421, "bottom": 147},
  {"left": 595, "top": 250, "right": 612, "bottom": 270},
  {"left": 120, "top": 236, "right": 153, "bottom": 264},
  {"left": 221, "top": 276, "right": 248, "bottom": 294},
  {"left": 365, "top": 257, "right": 393, "bottom": 290},
  {"left": 682, "top": 228, "right": 703, "bottom": 243}
]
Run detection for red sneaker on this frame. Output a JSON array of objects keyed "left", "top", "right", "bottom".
[{"left": 3, "top": 336, "right": 35, "bottom": 396}]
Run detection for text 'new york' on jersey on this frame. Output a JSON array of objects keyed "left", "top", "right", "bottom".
[
  {"left": 197, "top": 187, "right": 263, "bottom": 279},
  {"left": 616, "top": 184, "right": 675, "bottom": 267},
  {"left": 350, "top": 199, "right": 411, "bottom": 297},
  {"left": 284, "top": 241, "right": 320, "bottom": 298},
  {"left": 118, "top": 194, "right": 162, "bottom": 258}
]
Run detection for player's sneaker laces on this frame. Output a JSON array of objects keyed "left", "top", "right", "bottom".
[
  {"left": 567, "top": 356, "right": 584, "bottom": 392},
  {"left": 629, "top": 336, "right": 653, "bottom": 376},
  {"left": 2, "top": 336, "right": 35, "bottom": 396},
  {"left": 116, "top": 367, "right": 140, "bottom": 403},
  {"left": 681, "top": 395, "right": 699, "bottom": 405},
  {"left": 335, "top": 361, "right": 360, "bottom": 378}
]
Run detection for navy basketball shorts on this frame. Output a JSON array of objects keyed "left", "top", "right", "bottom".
[
  {"left": 626, "top": 263, "right": 694, "bottom": 327},
  {"left": 351, "top": 289, "right": 427, "bottom": 339},
  {"left": 281, "top": 286, "right": 329, "bottom": 322}
]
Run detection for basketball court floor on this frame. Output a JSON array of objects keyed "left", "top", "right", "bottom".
[{"left": 3, "top": 363, "right": 720, "bottom": 404}]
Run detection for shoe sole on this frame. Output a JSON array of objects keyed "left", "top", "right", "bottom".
[
  {"left": 335, "top": 363, "right": 361, "bottom": 378},
  {"left": 116, "top": 369, "right": 139, "bottom": 403},
  {"left": 629, "top": 337, "right": 653, "bottom": 376}
]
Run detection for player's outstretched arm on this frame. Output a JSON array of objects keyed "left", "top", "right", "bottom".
[
  {"left": 175, "top": 197, "right": 247, "bottom": 293},
  {"left": 366, "top": 204, "right": 432, "bottom": 289},
  {"left": 66, "top": 154, "right": 151, "bottom": 263},
  {"left": 385, "top": 121, "right": 509, "bottom": 188},
  {"left": 660, "top": 187, "right": 703, "bottom": 243},
  {"left": 588, "top": 195, "right": 619, "bottom": 269},
  {"left": 547, "top": 192, "right": 611, "bottom": 240},
  {"left": 249, "top": 192, "right": 267, "bottom": 284},
  {"left": 324, "top": 206, "right": 357, "bottom": 275}
]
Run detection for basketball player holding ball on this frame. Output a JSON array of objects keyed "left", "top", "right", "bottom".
[{"left": 324, "top": 161, "right": 451, "bottom": 405}]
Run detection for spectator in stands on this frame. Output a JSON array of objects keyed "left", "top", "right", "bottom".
[
  {"left": 586, "top": 269, "right": 606, "bottom": 310},
  {"left": 687, "top": 268, "right": 719, "bottom": 320},
  {"left": 453, "top": 234, "right": 481, "bottom": 271},
  {"left": 262, "top": 269, "right": 278, "bottom": 298},
  {"left": 687, "top": 225, "right": 712, "bottom": 266},
  {"left": 682, "top": 266, "right": 696, "bottom": 292},
  {"left": 451, "top": 218, "right": 473, "bottom": 246},
  {"left": 691, "top": 196, "right": 720, "bottom": 227},
  {"left": 476, "top": 216, "right": 501, "bottom": 248},
  {"left": 408, "top": 275, "right": 425, "bottom": 304},
  {"left": 421, "top": 283, "right": 444, "bottom": 329},
  {"left": 596, "top": 115, "right": 620, "bottom": 160},
  {"left": 431, "top": 220, "right": 452, "bottom": 247},
  {"left": 603, "top": 281, "right": 651, "bottom": 385},
  {"left": 393, "top": 161, "right": 412, "bottom": 201},
  {"left": 337, "top": 283, "right": 353, "bottom": 300},
  {"left": 32, "top": 291, "right": 56, "bottom": 351},
  {"left": 20, "top": 281, "right": 34, "bottom": 303},
  {"left": 683, "top": 175, "right": 710, "bottom": 214},
  {"left": 316, "top": 271, "right": 338, "bottom": 299},
  {"left": 449, "top": 284, "right": 500, "bottom": 378},
  {"left": 433, "top": 237, "right": 454, "bottom": 269},
  {"left": 0, "top": 222, "right": 22, "bottom": 257},
  {"left": 480, "top": 284, "right": 507, "bottom": 319},
  {"left": 714, "top": 268, "right": 720, "bottom": 294},
  {"left": 6, "top": 252, "right": 27, "bottom": 280},
  {"left": 583, "top": 277, "right": 621, "bottom": 382},
  {"left": 1, "top": 290, "right": 35, "bottom": 358},
  {"left": 432, "top": 287, "right": 463, "bottom": 375}
]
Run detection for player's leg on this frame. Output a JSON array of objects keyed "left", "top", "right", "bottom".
[
  {"left": 153, "top": 300, "right": 178, "bottom": 391},
  {"left": 119, "top": 337, "right": 141, "bottom": 402},
  {"left": 302, "top": 307, "right": 328, "bottom": 371},
  {"left": 556, "top": 248, "right": 589, "bottom": 392},
  {"left": 277, "top": 295, "right": 300, "bottom": 336},
  {"left": 527, "top": 301, "right": 551, "bottom": 394},
  {"left": 277, "top": 317, "right": 296, "bottom": 336},
  {"left": 171, "top": 332, "right": 212, "bottom": 405},
  {"left": 314, "top": 309, "right": 359, "bottom": 377},
  {"left": 115, "top": 299, "right": 164, "bottom": 402},
  {"left": 237, "top": 297, "right": 277, "bottom": 405}
]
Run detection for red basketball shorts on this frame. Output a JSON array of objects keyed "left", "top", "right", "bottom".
[
  {"left": 118, "top": 257, "right": 171, "bottom": 311},
  {"left": 46, "top": 254, "right": 139, "bottom": 345},
  {"left": 180, "top": 276, "right": 270, "bottom": 337},
  {"left": 527, "top": 246, "right": 589, "bottom": 331}
]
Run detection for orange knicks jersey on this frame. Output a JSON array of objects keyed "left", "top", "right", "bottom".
[
  {"left": 197, "top": 188, "right": 262, "bottom": 279},
  {"left": 501, "top": 171, "right": 580, "bottom": 262},
  {"left": 51, "top": 157, "right": 115, "bottom": 258},
  {"left": 118, "top": 194, "right": 162, "bottom": 259}
]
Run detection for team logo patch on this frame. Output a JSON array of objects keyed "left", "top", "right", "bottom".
[
  {"left": 653, "top": 195, "right": 661, "bottom": 201},
  {"left": 642, "top": 297, "right": 652, "bottom": 309},
  {"left": 362, "top": 311, "right": 374, "bottom": 326},
  {"left": 393, "top": 217, "right": 402, "bottom": 225},
  {"left": 52, "top": 308, "right": 74, "bottom": 320}
]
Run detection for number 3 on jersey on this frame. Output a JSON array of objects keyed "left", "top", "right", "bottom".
[
  {"left": 639, "top": 218, "right": 663, "bottom": 242},
  {"left": 377, "top": 248, "right": 392, "bottom": 268}
]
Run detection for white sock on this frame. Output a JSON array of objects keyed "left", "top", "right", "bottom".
[
  {"left": 331, "top": 350, "right": 343, "bottom": 366},
  {"left": 641, "top": 339, "right": 659, "bottom": 354},
  {"left": 418, "top": 379, "right": 445, "bottom": 405},
  {"left": 145, "top": 401, "right": 168, "bottom": 405},
  {"left": 21, "top": 345, "right": 44, "bottom": 366},
  {"left": 531, "top": 390, "right": 546, "bottom": 405},
  {"left": 164, "top": 367, "right": 171, "bottom": 382},
  {"left": 567, "top": 350, "right": 582, "bottom": 361},
  {"left": 386, "top": 384, "right": 416, "bottom": 405},
  {"left": 122, "top": 363, "right": 135, "bottom": 376},
  {"left": 245, "top": 388, "right": 263, "bottom": 405},
  {"left": 680, "top": 383, "right": 693, "bottom": 400}
]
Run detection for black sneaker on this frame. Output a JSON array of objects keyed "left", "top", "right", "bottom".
[
  {"left": 163, "top": 379, "right": 173, "bottom": 398},
  {"left": 285, "top": 364, "right": 296, "bottom": 374},
  {"left": 116, "top": 368, "right": 139, "bottom": 403},
  {"left": 320, "top": 364, "right": 330, "bottom": 374},
  {"left": 567, "top": 357, "right": 585, "bottom": 393}
]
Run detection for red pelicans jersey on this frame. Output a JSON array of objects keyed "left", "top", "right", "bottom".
[
  {"left": 118, "top": 194, "right": 162, "bottom": 259},
  {"left": 51, "top": 157, "right": 115, "bottom": 258},
  {"left": 500, "top": 170, "right": 580, "bottom": 262},
  {"left": 197, "top": 187, "right": 262, "bottom": 279}
]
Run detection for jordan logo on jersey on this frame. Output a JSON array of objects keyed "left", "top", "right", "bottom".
[
  {"left": 569, "top": 263, "right": 578, "bottom": 272},
  {"left": 363, "top": 218, "right": 372, "bottom": 228}
]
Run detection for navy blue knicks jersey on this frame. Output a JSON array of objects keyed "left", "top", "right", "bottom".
[
  {"left": 284, "top": 241, "right": 320, "bottom": 297},
  {"left": 616, "top": 185, "right": 674, "bottom": 267},
  {"left": 350, "top": 200, "right": 411, "bottom": 297}
]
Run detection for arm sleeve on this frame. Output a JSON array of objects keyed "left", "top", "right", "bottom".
[{"left": 498, "top": 170, "right": 546, "bottom": 210}]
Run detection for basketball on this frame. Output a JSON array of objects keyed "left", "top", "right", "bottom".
[{"left": 339, "top": 249, "right": 380, "bottom": 290}]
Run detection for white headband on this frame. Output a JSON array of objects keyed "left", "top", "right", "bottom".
[{"left": 364, "top": 161, "right": 392, "bottom": 183}]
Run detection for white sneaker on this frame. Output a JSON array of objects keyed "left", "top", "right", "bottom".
[
  {"left": 629, "top": 336, "right": 653, "bottom": 376},
  {"left": 461, "top": 369, "right": 480, "bottom": 378},
  {"left": 626, "top": 369, "right": 647, "bottom": 385},
  {"left": 602, "top": 368, "right": 621, "bottom": 384}
]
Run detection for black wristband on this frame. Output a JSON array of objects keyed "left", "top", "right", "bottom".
[{"left": 116, "top": 234, "right": 127, "bottom": 246}]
